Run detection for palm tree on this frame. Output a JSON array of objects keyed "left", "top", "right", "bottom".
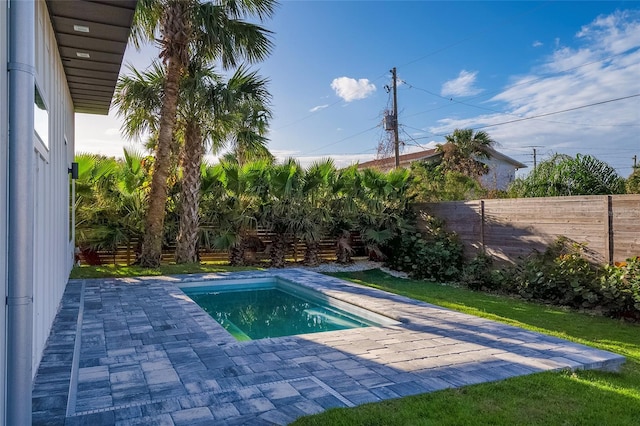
[
  {"left": 175, "top": 63, "right": 272, "bottom": 263},
  {"left": 258, "top": 159, "right": 304, "bottom": 268},
  {"left": 297, "top": 159, "right": 336, "bottom": 266},
  {"left": 75, "top": 149, "right": 151, "bottom": 263},
  {"left": 437, "top": 128, "right": 496, "bottom": 178},
  {"left": 115, "top": 59, "right": 273, "bottom": 263},
  {"left": 328, "top": 165, "right": 363, "bottom": 264},
  {"left": 358, "top": 167, "right": 413, "bottom": 260},
  {"left": 508, "top": 153, "right": 626, "bottom": 197},
  {"left": 131, "top": 0, "right": 276, "bottom": 267},
  {"left": 206, "top": 160, "right": 264, "bottom": 265}
]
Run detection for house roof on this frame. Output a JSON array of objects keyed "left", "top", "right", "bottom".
[
  {"left": 356, "top": 146, "right": 527, "bottom": 170},
  {"left": 46, "top": 0, "right": 137, "bottom": 115},
  {"left": 356, "top": 148, "right": 439, "bottom": 170}
]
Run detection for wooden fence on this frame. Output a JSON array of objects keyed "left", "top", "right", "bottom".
[
  {"left": 80, "top": 230, "right": 365, "bottom": 265},
  {"left": 415, "top": 195, "right": 640, "bottom": 264}
]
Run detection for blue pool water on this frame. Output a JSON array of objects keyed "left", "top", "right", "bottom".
[{"left": 181, "top": 278, "right": 389, "bottom": 341}]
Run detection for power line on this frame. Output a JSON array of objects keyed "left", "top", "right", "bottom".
[
  {"left": 413, "top": 93, "right": 640, "bottom": 139},
  {"left": 304, "top": 124, "right": 381, "bottom": 154},
  {"left": 403, "top": 46, "right": 639, "bottom": 122}
]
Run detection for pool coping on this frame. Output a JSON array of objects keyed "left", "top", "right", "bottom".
[{"left": 32, "top": 269, "right": 626, "bottom": 425}]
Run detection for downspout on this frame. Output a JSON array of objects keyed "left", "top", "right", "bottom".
[{"left": 7, "top": 0, "right": 35, "bottom": 424}]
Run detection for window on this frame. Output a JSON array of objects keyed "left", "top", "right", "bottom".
[{"left": 34, "top": 84, "right": 49, "bottom": 148}]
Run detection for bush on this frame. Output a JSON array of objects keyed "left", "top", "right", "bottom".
[
  {"left": 600, "top": 257, "right": 640, "bottom": 319},
  {"left": 501, "top": 239, "right": 600, "bottom": 308},
  {"left": 384, "top": 215, "right": 463, "bottom": 282},
  {"left": 460, "top": 252, "right": 501, "bottom": 291}
]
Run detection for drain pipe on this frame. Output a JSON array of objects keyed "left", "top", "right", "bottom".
[{"left": 7, "top": 0, "right": 35, "bottom": 424}]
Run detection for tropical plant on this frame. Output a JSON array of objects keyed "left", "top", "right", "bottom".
[
  {"left": 175, "top": 62, "right": 272, "bottom": 263},
  {"left": 256, "top": 159, "right": 304, "bottom": 268},
  {"left": 358, "top": 167, "right": 413, "bottom": 260},
  {"left": 296, "top": 159, "right": 336, "bottom": 266},
  {"left": 327, "top": 165, "right": 363, "bottom": 264},
  {"left": 75, "top": 149, "right": 152, "bottom": 262},
  {"left": 408, "top": 161, "right": 486, "bottom": 202},
  {"left": 626, "top": 167, "right": 640, "bottom": 194},
  {"left": 130, "top": 0, "right": 276, "bottom": 267},
  {"left": 508, "top": 153, "right": 626, "bottom": 197},
  {"left": 436, "top": 128, "right": 496, "bottom": 178}
]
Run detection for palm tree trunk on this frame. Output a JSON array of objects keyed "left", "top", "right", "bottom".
[
  {"left": 175, "top": 123, "right": 203, "bottom": 263},
  {"left": 270, "top": 233, "right": 287, "bottom": 268},
  {"left": 303, "top": 240, "right": 321, "bottom": 266},
  {"left": 139, "top": 56, "right": 182, "bottom": 267},
  {"left": 336, "top": 230, "right": 353, "bottom": 264}
]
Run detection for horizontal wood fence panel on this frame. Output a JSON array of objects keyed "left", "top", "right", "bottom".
[
  {"left": 415, "top": 194, "right": 639, "bottom": 264},
  {"left": 80, "top": 231, "right": 365, "bottom": 266}
]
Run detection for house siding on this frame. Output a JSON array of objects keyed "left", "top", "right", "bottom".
[
  {"left": 31, "top": 0, "right": 76, "bottom": 374},
  {"left": 1, "top": 2, "right": 8, "bottom": 423},
  {"left": 478, "top": 157, "right": 518, "bottom": 191}
]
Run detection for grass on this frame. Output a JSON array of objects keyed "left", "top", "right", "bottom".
[
  {"left": 69, "top": 262, "right": 261, "bottom": 279},
  {"left": 290, "top": 269, "right": 640, "bottom": 426}
]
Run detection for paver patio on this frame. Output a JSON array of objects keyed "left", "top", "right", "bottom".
[{"left": 32, "top": 269, "right": 625, "bottom": 425}]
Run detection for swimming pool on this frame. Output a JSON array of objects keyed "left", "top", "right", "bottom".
[{"left": 180, "top": 277, "right": 397, "bottom": 341}]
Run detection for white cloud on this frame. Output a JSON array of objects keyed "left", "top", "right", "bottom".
[
  {"left": 309, "top": 104, "right": 329, "bottom": 113},
  {"left": 331, "top": 77, "right": 376, "bottom": 102},
  {"left": 429, "top": 11, "right": 640, "bottom": 176},
  {"left": 441, "top": 70, "right": 483, "bottom": 97},
  {"left": 532, "top": 40, "right": 543, "bottom": 47}
]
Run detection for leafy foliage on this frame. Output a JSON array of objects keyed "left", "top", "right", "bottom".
[
  {"left": 600, "top": 258, "right": 640, "bottom": 319},
  {"left": 408, "top": 161, "right": 486, "bottom": 202},
  {"left": 460, "top": 238, "right": 640, "bottom": 320},
  {"left": 384, "top": 214, "right": 463, "bottom": 281},
  {"left": 508, "top": 153, "right": 626, "bottom": 197},
  {"left": 626, "top": 167, "right": 640, "bottom": 194},
  {"left": 436, "top": 128, "right": 495, "bottom": 178}
]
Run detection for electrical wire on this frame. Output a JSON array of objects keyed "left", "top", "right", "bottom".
[{"left": 412, "top": 93, "right": 640, "bottom": 139}]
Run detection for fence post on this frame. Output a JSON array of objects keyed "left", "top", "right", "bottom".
[
  {"left": 604, "top": 195, "right": 613, "bottom": 265},
  {"left": 480, "top": 200, "right": 485, "bottom": 252}
]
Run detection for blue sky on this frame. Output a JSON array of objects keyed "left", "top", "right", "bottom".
[{"left": 76, "top": 1, "right": 640, "bottom": 177}]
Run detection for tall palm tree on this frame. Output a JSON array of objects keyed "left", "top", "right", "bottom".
[
  {"left": 175, "top": 63, "right": 272, "bottom": 263},
  {"left": 437, "top": 128, "right": 496, "bottom": 178},
  {"left": 131, "top": 0, "right": 276, "bottom": 267}
]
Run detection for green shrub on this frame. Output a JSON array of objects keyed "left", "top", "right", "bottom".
[
  {"left": 497, "top": 239, "right": 600, "bottom": 308},
  {"left": 460, "top": 252, "right": 501, "bottom": 291},
  {"left": 385, "top": 215, "right": 463, "bottom": 282},
  {"left": 600, "top": 257, "right": 640, "bottom": 319}
]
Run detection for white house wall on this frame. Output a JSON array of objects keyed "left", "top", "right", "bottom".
[
  {"left": 31, "top": 0, "right": 75, "bottom": 374},
  {"left": 479, "top": 157, "right": 517, "bottom": 191},
  {"left": 1, "top": 2, "right": 8, "bottom": 422}
]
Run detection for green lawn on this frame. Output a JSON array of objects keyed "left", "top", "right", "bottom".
[
  {"left": 292, "top": 269, "right": 640, "bottom": 426},
  {"left": 69, "top": 263, "right": 261, "bottom": 279}
]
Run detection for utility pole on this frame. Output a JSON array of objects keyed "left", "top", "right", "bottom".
[
  {"left": 391, "top": 67, "right": 400, "bottom": 168},
  {"left": 634, "top": 155, "right": 637, "bottom": 169},
  {"left": 533, "top": 148, "right": 537, "bottom": 171}
]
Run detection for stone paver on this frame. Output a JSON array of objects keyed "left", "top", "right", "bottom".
[{"left": 32, "top": 269, "right": 625, "bottom": 425}]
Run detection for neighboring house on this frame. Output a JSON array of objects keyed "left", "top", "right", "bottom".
[
  {"left": 1, "top": 1, "right": 135, "bottom": 423},
  {"left": 356, "top": 146, "right": 527, "bottom": 191}
]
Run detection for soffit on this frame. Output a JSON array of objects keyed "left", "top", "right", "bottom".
[{"left": 46, "top": 0, "right": 137, "bottom": 115}]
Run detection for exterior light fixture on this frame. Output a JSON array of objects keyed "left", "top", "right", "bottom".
[
  {"left": 68, "top": 162, "right": 79, "bottom": 179},
  {"left": 75, "top": 52, "right": 90, "bottom": 58},
  {"left": 73, "top": 25, "right": 90, "bottom": 33}
]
